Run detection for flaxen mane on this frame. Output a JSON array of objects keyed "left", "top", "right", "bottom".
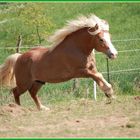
[{"left": 49, "top": 14, "right": 109, "bottom": 47}]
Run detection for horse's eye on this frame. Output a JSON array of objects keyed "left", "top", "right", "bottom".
[{"left": 99, "top": 38, "right": 104, "bottom": 42}]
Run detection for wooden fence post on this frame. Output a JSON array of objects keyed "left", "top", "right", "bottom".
[
  {"left": 16, "top": 35, "right": 22, "bottom": 53},
  {"left": 73, "top": 79, "right": 79, "bottom": 91}
]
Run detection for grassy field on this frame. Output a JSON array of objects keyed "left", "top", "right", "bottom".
[
  {"left": 0, "top": 2, "right": 140, "bottom": 138},
  {"left": 0, "top": 96, "right": 140, "bottom": 137}
]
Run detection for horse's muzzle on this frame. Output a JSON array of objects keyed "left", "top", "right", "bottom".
[{"left": 106, "top": 50, "right": 118, "bottom": 59}]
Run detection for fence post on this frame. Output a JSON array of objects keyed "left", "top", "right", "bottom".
[
  {"left": 16, "top": 35, "right": 22, "bottom": 53},
  {"left": 73, "top": 79, "right": 79, "bottom": 91},
  {"left": 93, "top": 81, "right": 97, "bottom": 101},
  {"left": 106, "top": 58, "right": 110, "bottom": 83}
]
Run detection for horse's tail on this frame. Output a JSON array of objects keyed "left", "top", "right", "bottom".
[{"left": 0, "top": 53, "right": 21, "bottom": 88}]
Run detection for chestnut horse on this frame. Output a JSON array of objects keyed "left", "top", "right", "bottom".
[{"left": 0, "top": 15, "right": 118, "bottom": 110}]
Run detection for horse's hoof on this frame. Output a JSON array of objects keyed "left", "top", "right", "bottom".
[
  {"left": 111, "top": 95, "right": 116, "bottom": 99},
  {"left": 105, "top": 98, "right": 112, "bottom": 104},
  {"left": 40, "top": 105, "right": 50, "bottom": 111},
  {"left": 105, "top": 95, "right": 116, "bottom": 104}
]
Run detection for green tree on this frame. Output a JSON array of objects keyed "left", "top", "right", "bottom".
[
  {"left": 0, "top": 3, "right": 54, "bottom": 48},
  {"left": 19, "top": 3, "right": 53, "bottom": 45}
]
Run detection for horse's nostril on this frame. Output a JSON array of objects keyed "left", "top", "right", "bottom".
[
  {"left": 106, "top": 51, "right": 117, "bottom": 59},
  {"left": 110, "top": 53, "right": 117, "bottom": 59}
]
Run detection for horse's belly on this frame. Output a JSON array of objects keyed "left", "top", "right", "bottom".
[
  {"left": 45, "top": 76, "right": 73, "bottom": 83},
  {"left": 34, "top": 66, "right": 74, "bottom": 83}
]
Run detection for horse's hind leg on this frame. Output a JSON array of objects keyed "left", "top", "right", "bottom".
[
  {"left": 12, "top": 87, "right": 27, "bottom": 105},
  {"left": 29, "top": 81, "right": 50, "bottom": 111}
]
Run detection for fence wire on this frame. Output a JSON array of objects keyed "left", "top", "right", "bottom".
[{"left": 0, "top": 38, "right": 140, "bottom": 104}]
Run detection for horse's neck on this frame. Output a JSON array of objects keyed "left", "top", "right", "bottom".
[{"left": 55, "top": 29, "right": 95, "bottom": 56}]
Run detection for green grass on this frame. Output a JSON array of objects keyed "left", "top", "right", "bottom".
[{"left": 0, "top": 3, "right": 140, "bottom": 105}]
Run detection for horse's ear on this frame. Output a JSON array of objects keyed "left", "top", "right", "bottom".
[
  {"left": 102, "top": 20, "right": 108, "bottom": 25},
  {"left": 88, "top": 24, "right": 99, "bottom": 32},
  {"left": 95, "top": 24, "right": 99, "bottom": 30}
]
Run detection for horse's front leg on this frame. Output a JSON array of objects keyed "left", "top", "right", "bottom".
[
  {"left": 78, "top": 68, "right": 115, "bottom": 99},
  {"left": 91, "top": 71, "right": 115, "bottom": 99}
]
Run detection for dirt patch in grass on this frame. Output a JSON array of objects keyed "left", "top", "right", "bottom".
[
  {"left": 0, "top": 103, "right": 31, "bottom": 117},
  {"left": 0, "top": 96, "right": 140, "bottom": 138}
]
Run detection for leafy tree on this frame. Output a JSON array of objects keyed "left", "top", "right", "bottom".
[{"left": 0, "top": 3, "right": 54, "bottom": 48}]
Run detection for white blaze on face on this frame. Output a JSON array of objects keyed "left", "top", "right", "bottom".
[{"left": 103, "top": 32, "right": 118, "bottom": 59}]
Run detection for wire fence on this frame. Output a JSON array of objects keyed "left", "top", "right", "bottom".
[
  {"left": 112, "top": 38, "right": 140, "bottom": 42},
  {"left": 95, "top": 38, "right": 140, "bottom": 71},
  {"left": 0, "top": 38, "right": 140, "bottom": 49},
  {"left": 102, "top": 68, "right": 140, "bottom": 74},
  {"left": 91, "top": 38, "right": 140, "bottom": 94},
  {"left": 0, "top": 38, "right": 140, "bottom": 76},
  {"left": 0, "top": 38, "right": 140, "bottom": 78}
]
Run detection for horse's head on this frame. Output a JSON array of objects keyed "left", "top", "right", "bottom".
[{"left": 88, "top": 22, "right": 118, "bottom": 59}]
